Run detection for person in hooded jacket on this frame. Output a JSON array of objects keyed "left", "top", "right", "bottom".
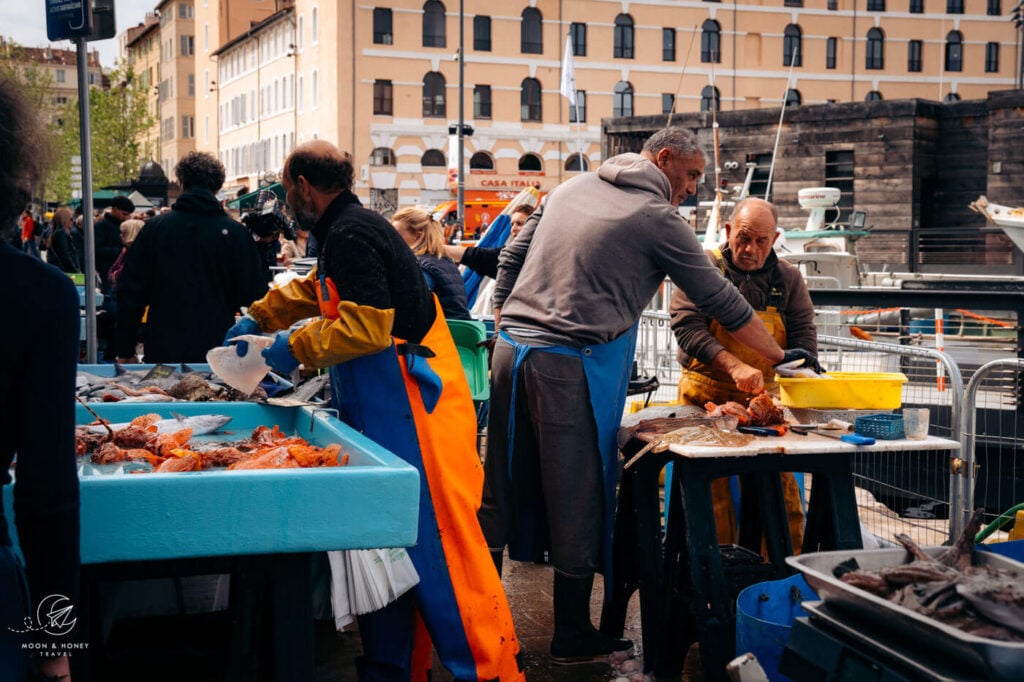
[
  {"left": 113, "top": 152, "right": 267, "bottom": 364},
  {"left": 481, "top": 127, "right": 820, "bottom": 665}
]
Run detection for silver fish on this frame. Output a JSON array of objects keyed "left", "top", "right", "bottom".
[{"left": 85, "top": 413, "right": 232, "bottom": 436}]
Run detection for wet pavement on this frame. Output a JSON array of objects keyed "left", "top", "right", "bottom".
[{"left": 312, "top": 552, "right": 646, "bottom": 682}]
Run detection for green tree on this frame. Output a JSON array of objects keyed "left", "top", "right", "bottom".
[{"left": 53, "top": 61, "right": 155, "bottom": 203}]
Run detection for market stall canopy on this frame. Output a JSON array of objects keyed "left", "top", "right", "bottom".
[{"left": 226, "top": 182, "right": 285, "bottom": 211}]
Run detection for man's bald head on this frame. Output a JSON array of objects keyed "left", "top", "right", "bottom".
[{"left": 284, "top": 140, "right": 355, "bottom": 195}]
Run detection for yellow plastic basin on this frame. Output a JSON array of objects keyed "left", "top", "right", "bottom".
[{"left": 777, "top": 372, "right": 907, "bottom": 409}]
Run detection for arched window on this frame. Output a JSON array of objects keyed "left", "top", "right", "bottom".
[
  {"left": 521, "top": 8, "right": 542, "bottom": 54},
  {"left": 370, "top": 147, "right": 395, "bottom": 166},
  {"left": 784, "top": 25, "right": 802, "bottom": 67},
  {"left": 945, "top": 31, "right": 963, "bottom": 72},
  {"left": 785, "top": 88, "right": 801, "bottom": 106},
  {"left": 865, "top": 90, "right": 883, "bottom": 101},
  {"left": 700, "top": 85, "right": 720, "bottom": 112},
  {"left": 422, "top": 72, "right": 446, "bottom": 117},
  {"left": 469, "top": 151, "right": 494, "bottom": 171},
  {"left": 518, "top": 153, "right": 543, "bottom": 172},
  {"left": 565, "top": 153, "right": 590, "bottom": 172},
  {"left": 614, "top": 14, "right": 634, "bottom": 58},
  {"left": 521, "top": 77, "right": 542, "bottom": 121},
  {"left": 422, "top": 0, "right": 446, "bottom": 48},
  {"left": 613, "top": 81, "right": 633, "bottom": 117},
  {"left": 421, "top": 149, "right": 446, "bottom": 167},
  {"left": 944, "top": 92, "right": 961, "bottom": 102},
  {"left": 865, "top": 28, "right": 884, "bottom": 69},
  {"left": 701, "top": 19, "right": 721, "bottom": 63}
]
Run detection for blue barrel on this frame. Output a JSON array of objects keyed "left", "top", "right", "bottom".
[{"left": 735, "top": 573, "right": 817, "bottom": 682}]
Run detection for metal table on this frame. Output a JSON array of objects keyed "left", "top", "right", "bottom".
[{"left": 600, "top": 423, "right": 960, "bottom": 681}]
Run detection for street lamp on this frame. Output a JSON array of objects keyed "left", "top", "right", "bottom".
[
  {"left": 1013, "top": 0, "right": 1024, "bottom": 89},
  {"left": 457, "top": 0, "right": 465, "bottom": 227}
]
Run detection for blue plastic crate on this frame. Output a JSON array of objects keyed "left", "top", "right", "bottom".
[{"left": 854, "top": 413, "right": 904, "bottom": 440}]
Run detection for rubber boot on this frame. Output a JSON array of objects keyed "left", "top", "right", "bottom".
[{"left": 550, "top": 573, "right": 634, "bottom": 664}]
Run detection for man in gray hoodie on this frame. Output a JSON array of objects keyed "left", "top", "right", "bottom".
[{"left": 480, "top": 127, "right": 816, "bottom": 664}]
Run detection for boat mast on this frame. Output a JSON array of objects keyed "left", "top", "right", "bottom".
[
  {"left": 702, "top": 54, "right": 724, "bottom": 247},
  {"left": 765, "top": 42, "right": 800, "bottom": 203}
]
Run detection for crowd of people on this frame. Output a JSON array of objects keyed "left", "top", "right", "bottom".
[{"left": 1, "top": 68, "right": 829, "bottom": 678}]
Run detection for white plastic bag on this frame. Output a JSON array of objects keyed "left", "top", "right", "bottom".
[{"left": 326, "top": 547, "right": 420, "bottom": 630}]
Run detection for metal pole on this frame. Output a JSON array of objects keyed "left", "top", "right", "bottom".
[
  {"left": 457, "top": 0, "right": 465, "bottom": 228},
  {"left": 77, "top": 37, "right": 97, "bottom": 363}
]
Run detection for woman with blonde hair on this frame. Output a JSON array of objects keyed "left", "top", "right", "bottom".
[
  {"left": 46, "top": 206, "right": 81, "bottom": 273},
  {"left": 392, "top": 206, "right": 472, "bottom": 320},
  {"left": 107, "top": 218, "right": 145, "bottom": 288}
]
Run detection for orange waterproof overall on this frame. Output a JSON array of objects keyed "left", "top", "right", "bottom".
[{"left": 316, "top": 274, "right": 523, "bottom": 682}]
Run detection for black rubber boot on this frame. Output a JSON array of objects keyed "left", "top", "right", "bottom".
[{"left": 550, "top": 573, "right": 634, "bottom": 664}]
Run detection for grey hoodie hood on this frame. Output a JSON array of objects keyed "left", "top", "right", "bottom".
[{"left": 596, "top": 152, "right": 672, "bottom": 203}]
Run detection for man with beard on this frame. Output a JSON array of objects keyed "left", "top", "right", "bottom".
[
  {"left": 113, "top": 152, "right": 267, "bottom": 363},
  {"left": 223, "top": 140, "right": 523, "bottom": 682}
]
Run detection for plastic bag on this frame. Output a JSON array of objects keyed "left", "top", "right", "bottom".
[{"left": 327, "top": 547, "right": 420, "bottom": 630}]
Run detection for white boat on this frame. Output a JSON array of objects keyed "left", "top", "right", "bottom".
[{"left": 969, "top": 195, "right": 1024, "bottom": 255}]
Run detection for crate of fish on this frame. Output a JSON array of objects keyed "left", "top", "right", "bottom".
[
  {"left": 854, "top": 413, "right": 905, "bottom": 440},
  {"left": 11, "top": 402, "right": 421, "bottom": 564}
]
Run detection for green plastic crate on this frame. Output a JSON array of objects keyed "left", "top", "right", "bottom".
[{"left": 447, "top": 320, "right": 489, "bottom": 402}]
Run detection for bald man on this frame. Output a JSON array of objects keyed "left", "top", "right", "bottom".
[
  {"left": 224, "top": 141, "right": 523, "bottom": 682},
  {"left": 670, "top": 197, "right": 819, "bottom": 548}
]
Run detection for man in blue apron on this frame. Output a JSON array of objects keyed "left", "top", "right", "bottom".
[
  {"left": 225, "top": 141, "right": 523, "bottom": 681},
  {"left": 481, "top": 128, "right": 798, "bottom": 664}
]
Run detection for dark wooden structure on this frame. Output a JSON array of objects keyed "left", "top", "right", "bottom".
[{"left": 602, "top": 90, "right": 1024, "bottom": 276}]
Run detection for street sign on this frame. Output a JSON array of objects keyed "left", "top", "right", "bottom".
[{"left": 45, "top": 0, "right": 92, "bottom": 42}]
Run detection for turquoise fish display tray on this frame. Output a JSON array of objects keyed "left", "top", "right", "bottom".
[{"left": 5, "top": 403, "right": 419, "bottom": 564}]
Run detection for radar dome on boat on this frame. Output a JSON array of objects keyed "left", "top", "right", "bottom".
[{"left": 798, "top": 187, "right": 841, "bottom": 209}]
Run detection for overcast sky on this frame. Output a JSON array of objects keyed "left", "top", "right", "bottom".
[{"left": 4, "top": 0, "right": 157, "bottom": 67}]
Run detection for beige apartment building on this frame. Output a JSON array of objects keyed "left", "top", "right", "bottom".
[
  {"left": 129, "top": 0, "right": 1021, "bottom": 210},
  {"left": 124, "top": 15, "right": 162, "bottom": 163},
  {"left": 0, "top": 40, "right": 104, "bottom": 111},
  {"left": 125, "top": 0, "right": 200, "bottom": 178}
]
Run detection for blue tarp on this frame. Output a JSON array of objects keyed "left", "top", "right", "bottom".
[{"left": 463, "top": 213, "right": 511, "bottom": 308}]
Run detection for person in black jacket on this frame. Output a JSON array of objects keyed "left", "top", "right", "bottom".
[
  {"left": 0, "top": 75, "right": 80, "bottom": 682},
  {"left": 391, "top": 206, "right": 472, "bottom": 321},
  {"left": 94, "top": 194, "right": 133, "bottom": 292},
  {"left": 113, "top": 152, "right": 268, "bottom": 363},
  {"left": 443, "top": 203, "right": 534, "bottom": 279}
]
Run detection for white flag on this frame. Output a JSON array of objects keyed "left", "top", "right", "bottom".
[{"left": 560, "top": 39, "right": 576, "bottom": 104}]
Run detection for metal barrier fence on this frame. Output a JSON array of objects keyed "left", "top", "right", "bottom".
[
  {"left": 960, "top": 358, "right": 1024, "bottom": 543},
  {"left": 816, "top": 335, "right": 965, "bottom": 545}
]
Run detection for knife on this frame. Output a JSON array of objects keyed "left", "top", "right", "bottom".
[
  {"left": 792, "top": 425, "right": 875, "bottom": 445},
  {"left": 737, "top": 425, "right": 786, "bottom": 437}
]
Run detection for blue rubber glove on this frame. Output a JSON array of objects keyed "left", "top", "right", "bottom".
[
  {"left": 223, "top": 315, "right": 262, "bottom": 357},
  {"left": 406, "top": 353, "right": 443, "bottom": 414},
  {"left": 261, "top": 330, "right": 300, "bottom": 375}
]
